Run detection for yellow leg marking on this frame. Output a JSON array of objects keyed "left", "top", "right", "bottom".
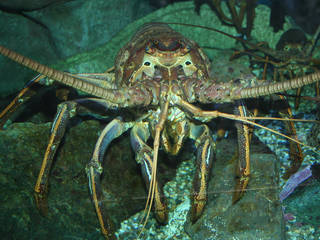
[
  {"left": 0, "top": 75, "right": 44, "bottom": 121},
  {"left": 232, "top": 105, "right": 251, "bottom": 204},
  {"left": 200, "top": 139, "right": 210, "bottom": 192},
  {"left": 171, "top": 121, "right": 187, "bottom": 155},
  {"left": 238, "top": 106, "right": 250, "bottom": 177},
  {"left": 195, "top": 139, "right": 210, "bottom": 216},
  {"left": 278, "top": 95, "right": 304, "bottom": 178},
  {"left": 35, "top": 104, "right": 67, "bottom": 193},
  {"left": 154, "top": 182, "right": 167, "bottom": 222},
  {"left": 90, "top": 167, "right": 109, "bottom": 236},
  {"left": 0, "top": 87, "right": 28, "bottom": 119}
]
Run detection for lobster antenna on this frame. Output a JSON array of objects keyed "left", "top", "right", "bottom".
[
  {"left": 178, "top": 99, "right": 319, "bottom": 155},
  {"left": 138, "top": 96, "right": 170, "bottom": 238},
  {"left": 0, "top": 45, "right": 123, "bottom": 103},
  {"left": 238, "top": 71, "right": 320, "bottom": 98}
]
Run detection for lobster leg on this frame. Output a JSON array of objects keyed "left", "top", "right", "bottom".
[
  {"left": 0, "top": 74, "right": 46, "bottom": 129},
  {"left": 271, "top": 70, "right": 304, "bottom": 177},
  {"left": 0, "top": 71, "right": 116, "bottom": 130},
  {"left": 34, "top": 101, "right": 78, "bottom": 215},
  {"left": 86, "top": 118, "right": 132, "bottom": 240},
  {"left": 34, "top": 98, "right": 113, "bottom": 215},
  {"left": 232, "top": 101, "right": 251, "bottom": 203},
  {"left": 189, "top": 122, "right": 215, "bottom": 222},
  {"left": 130, "top": 122, "right": 168, "bottom": 224},
  {"left": 277, "top": 95, "right": 303, "bottom": 179},
  {"left": 294, "top": 87, "right": 303, "bottom": 110}
]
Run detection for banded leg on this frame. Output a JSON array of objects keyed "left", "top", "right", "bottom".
[
  {"left": 294, "top": 87, "right": 303, "bottom": 110},
  {"left": 277, "top": 95, "right": 303, "bottom": 179},
  {"left": 34, "top": 98, "right": 110, "bottom": 215},
  {"left": 0, "top": 71, "right": 116, "bottom": 130},
  {"left": 130, "top": 122, "right": 168, "bottom": 224},
  {"left": 0, "top": 74, "right": 46, "bottom": 129},
  {"left": 272, "top": 70, "right": 304, "bottom": 178},
  {"left": 189, "top": 123, "right": 215, "bottom": 222},
  {"left": 232, "top": 101, "right": 251, "bottom": 203},
  {"left": 34, "top": 101, "right": 78, "bottom": 215},
  {"left": 290, "top": 70, "right": 304, "bottom": 110},
  {"left": 86, "top": 118, "right": 132, "bottom": 240},
  {"left": 161, "top": 120, "right": 188, "bottom": 155}
]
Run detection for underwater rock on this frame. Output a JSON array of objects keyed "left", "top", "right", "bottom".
[
  {"left": 114, "top": 136, "right": 284, "bottom": 240},
  {"left": 283, "top": 175, "right": 320, "bottom": 238},
  {"left": 184, "top": 137, "right": 285, "bottom": 240},
  {"left": 25, "top": 0, "right": 154, "bottom": 58},
  {"left": 0, "top": 0, "right": 154, "bottom": 98},
  {"left": 0, "top": 9, "right": 58, "bottom": 98},
  {"left": 0, "top": 120, "right": 147, "bottom": 239},
  {"left": 0, "top": 0, "right": 64, "bottom": 11}
]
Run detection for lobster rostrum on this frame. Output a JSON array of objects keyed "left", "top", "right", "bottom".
[{"left": 0, "top": 23, "right": 320, "bottom": 239}]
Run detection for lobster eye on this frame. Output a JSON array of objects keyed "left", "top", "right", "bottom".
[
  {"left": 144, "top": 61, "right": 151, "bottom": 66},
  {"left": 185, "top": 61, "right": 192, "bottom": 65}
]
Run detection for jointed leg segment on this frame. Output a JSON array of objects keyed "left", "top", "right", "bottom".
[
  {"left": 130, "top": 123, "right": 168, "bottom": 224},
  {"left": 0, "top": 74, "right": 46, "bottom": 129},
  {"left": 232, "top": 101, "right": 251, "bottom": 203},
  {"left": 34, "top": 101, "right": 78, "bottom": 215},
  {"left": 189, "top": 122, "right": 215, "bottom": 221},
  {"left": 86, "top": 118, "right": 133, "bottom": 240}
]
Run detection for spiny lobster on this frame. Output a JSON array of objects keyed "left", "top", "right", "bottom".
[{"left": 0, "top": 22, "right": 319, "bottom": 239}]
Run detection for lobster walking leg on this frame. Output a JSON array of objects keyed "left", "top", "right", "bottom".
[
  {"left": 232, "top": 101, "right": 251, "bottom": 203},
  {"left": 0, "top": 74, "right": 46, "bottom": 129},
  {"left": 189, "top": 123, "right": 215, "bottom": 222},
  {"left": 130, "top": 122, "right": 168, "bottom": 224},
  {"left": 86, "top": 118, "right": 133, "bottom": 240},
  {"left": 277, "top": 95, "right": 303, "bottom": 179},
  {"left": 34, "top": 101, "right": 78, "bottom": 215}
]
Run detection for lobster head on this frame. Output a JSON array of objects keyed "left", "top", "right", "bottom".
[{"left": 115, "top": 23, "right": 211, "bottom": 86}]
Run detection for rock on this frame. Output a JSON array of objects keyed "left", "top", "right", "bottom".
[
  {"left": 283, "top": 176, "right": 320, "bottom": 239},
  {"left": 115, "top": 137, "right": 285, "bottom": 240},
  {"left": 0, "top": 0, "right": 154, "bottom": 98},
  {"left": 284, "top": 177, "right": 320, "bottom": 226},
  {"left": 0, "top": 10, "right": 59, "bottom": 98},
  {"left": 0, "top": 120, "right": 147, "bottom": 239},
  {"left": 25, "top": 0, "right": 154, "bottom": 58},
  {"left": 184, "top": 137, "right": 285, "bottom": 240},
  {"left": 0, "top": 0, "right": 64, "bottom": 11}
]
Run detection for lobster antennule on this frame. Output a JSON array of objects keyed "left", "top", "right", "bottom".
[
  {"left": 238, "top": 71, "right": 320, "bottom": 99},
  {"left": 0, "top": 45, "right": 128, "bottom": 104}
]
